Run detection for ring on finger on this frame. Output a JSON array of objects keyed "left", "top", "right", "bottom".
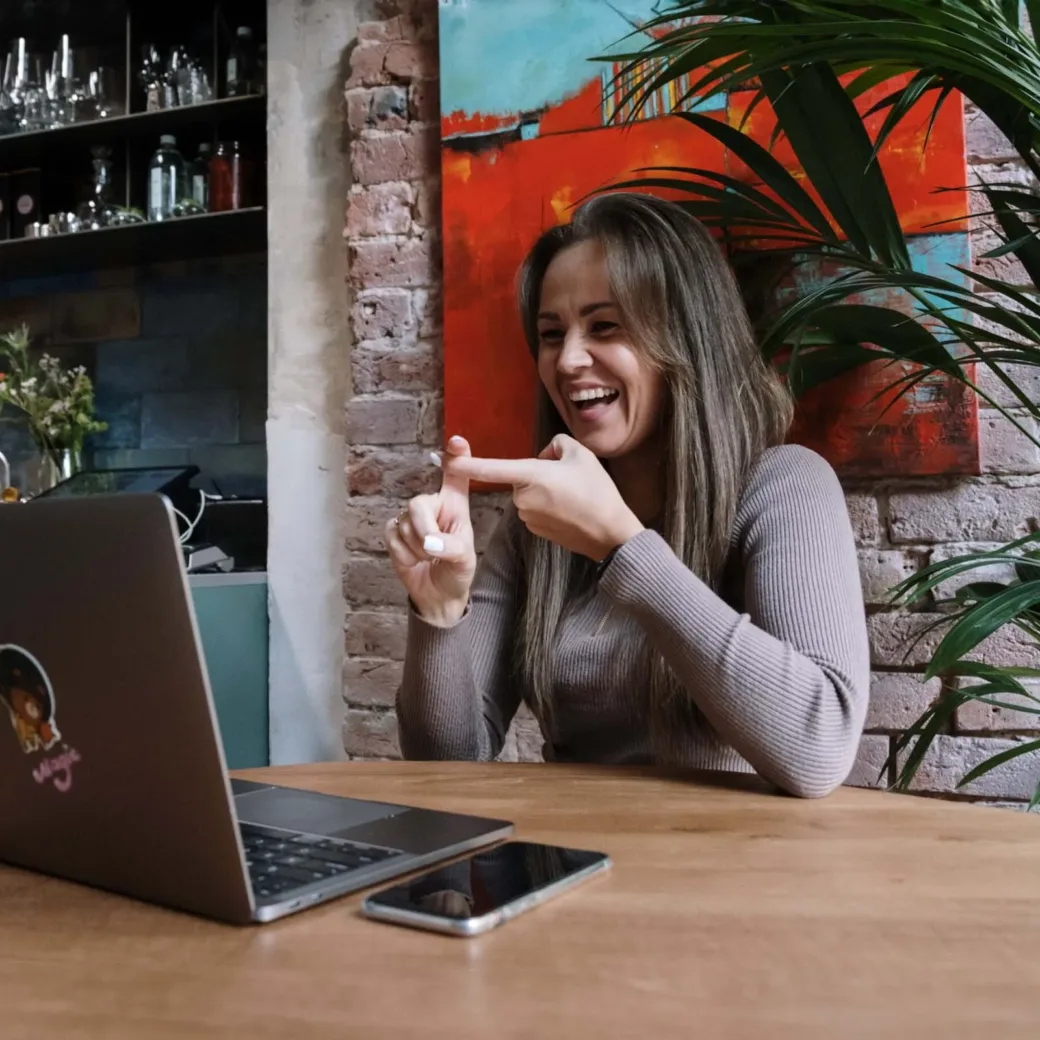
[{"left": 393, "top": 510, "right": 408, "bottom": 528}]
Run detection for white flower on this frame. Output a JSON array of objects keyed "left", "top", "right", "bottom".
[{"left": 21, "top": 377, "right": 36, "bottom": 390}]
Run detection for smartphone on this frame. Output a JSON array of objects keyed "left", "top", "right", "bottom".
[{"left": 360, "top": 840, "right": 610, "bottom": 937}]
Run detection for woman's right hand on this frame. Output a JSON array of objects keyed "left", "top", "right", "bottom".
[{"left": 384, "top": 435, "right": 477, "bottom": 627}]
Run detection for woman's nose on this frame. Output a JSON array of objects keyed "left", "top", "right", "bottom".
[{"left": 557, "top": 329, "right": 593, "bottom": 373}]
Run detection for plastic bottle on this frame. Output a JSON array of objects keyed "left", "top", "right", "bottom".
[
  {"left": 209, "top": 140, "right": 251, "bottom": 212},
  {"left": 147, "top": 135, "right": 186, "bottom": 222},
  {"left": 226, "top": 27, "right": 256, "bottom": 97},
  {"left": 191, "top": 142, "right": 212, "bottom": 211}
]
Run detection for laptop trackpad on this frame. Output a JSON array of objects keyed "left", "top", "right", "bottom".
[{"left": 235, "top": 787, "right": 405, "bottom": 836}]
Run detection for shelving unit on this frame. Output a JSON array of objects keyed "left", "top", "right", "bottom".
[
  {"left": 0, "top": 0, "right": 266, "bottom": 277},
  {"left": 0, "top": 206, "right": 265, "bottom": 278}
]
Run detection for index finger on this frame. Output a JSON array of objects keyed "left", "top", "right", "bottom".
[{"left": 443, "top": 454, "right": 547, "bottom": 487}]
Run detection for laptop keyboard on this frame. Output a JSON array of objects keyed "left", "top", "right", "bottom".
[{"left": 240, "top": 823, "right": 405, "bottom": 901}]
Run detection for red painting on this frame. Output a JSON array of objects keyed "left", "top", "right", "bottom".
[{"left": 438, "top": 2, "right": 978, "bottom": 478}]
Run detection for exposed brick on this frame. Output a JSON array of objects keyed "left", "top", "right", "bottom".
[
  {"left": 414, "top": 180, "right": 440, "bottom": 229},
  {"left": 844, "top": 491, "right": 879, "bottom": 547},
  {"left": 343, "top": 657, "right": 402, "bottom": 707},
  {"left": 351, "top": 290, "right": 413, "bottom": 341},
  {"left": 868, "top": 612, "right": 946, "bottom": 669},
  {"left": 418, "top": 393, "right": 443, "bottom": 445},
  {"left": 857, "top": 549, "right": 921, "bottom": 607},
  {"left": 349, "top": 237, "right": 437, "bottom": 289},
  {"left": 345, "top": 496, "right": 399, "bottom": 551},
  {"left": 343, "top": 709, "right": 401, "bottom": 759},
  {"left": 348, "top": 446, "right": 439, "bottom": 498},
  {"left": 346, "top": 42, "right": 389, "bottom": 88},
  {"left": 956, "top": 677, "right": 1040, "bottom": 733},
  {"left": 52, "top": 289, "right": 140, "bottom": 343},
  {"left": 346, "top": 88, "right": 409, "bottom": 133},
  {"left": 353, "top": 340, "right": 440, "bottom": 394},
  {"left": 965, "top": 104, "right": 1018, "bottom": 164},
  {"left": 346, "top": 394, "right": 421, "bottom": 444},
  {"left": 351, "top": 128, "right": 438, "bottom": 187},
  {"left": 409, "top": 78, "right": 439, "bottom": 123},
  {"left": 385, "top": 42, "right": 433, "bottom": 81},
  {"left": 346, "top": 183, "right": 414, "bottom": 237},
  {"left": 345, "top": 609, "right": 408, "bottom": 660},
  {"left": 979, "top": 410, "right": 1040, "bottom": 475},
  {"left": 866, "top": 672, "right": 941, "bottom": 731},
  {"left": 927, "top": 542, "right": 1016, "bottom": 601},
  {"left": 898, "top": 734, "right": 1039, "bottom": 798},
  {"left": 977, "top": 361, "right": 1040, "bottom": 410},
  {"left": 358, "top": 17, "right": 407, "bottom": 44},
  {"left": 868, "top": 611, "right": 1040, "bottom": 669},
  {"left": 844, "top": 734, "right": 891, "bottom": 789},
  {"left": 412, "top": 288, "right": 442, "bottom": 337},
  {"left": 344, "top": 553, "right": 408, "bottom": 608},
  {"left": 889, "top": 481, "right": 1040, "bottom": 544}
]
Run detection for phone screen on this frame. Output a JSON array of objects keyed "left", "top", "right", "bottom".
[{"left": 364, "top": 841, "right": 608, "bottom": 921}]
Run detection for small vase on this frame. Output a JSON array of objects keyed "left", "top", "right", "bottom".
[{"left": 24, "top": 447, "right": 84, "bottom": 498}]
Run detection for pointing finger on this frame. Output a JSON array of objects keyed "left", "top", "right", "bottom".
[{"left": 442, "top": 454, "right": 548, "bottom": 488}]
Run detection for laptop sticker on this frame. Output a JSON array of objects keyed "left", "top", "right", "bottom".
[{"left": 0, "top": 644, "right": 81, "bottom": 793}]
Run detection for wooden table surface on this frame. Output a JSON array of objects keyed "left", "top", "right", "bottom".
[{"left": 2, "top": 761, "right": 1040, "bottom": 1039}]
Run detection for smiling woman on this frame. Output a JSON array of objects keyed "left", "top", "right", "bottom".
[{"left": 385, "top": 193, "right": 870, "bottom": 799}]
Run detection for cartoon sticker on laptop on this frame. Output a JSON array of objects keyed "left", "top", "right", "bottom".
[
  {"left": 0, "top": 644, "right": 80, "bottom": 792},
  {"left": 0, "top": 645, "right": 61, "bottom": 754}
]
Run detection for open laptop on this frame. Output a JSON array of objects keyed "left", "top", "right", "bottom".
[{"left": 0, "top": 493, "right": 511, "bottom": 924}]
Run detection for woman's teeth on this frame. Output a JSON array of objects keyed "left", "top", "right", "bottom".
[{"left": 569, "top": 388, "right": 620, "bottom": 409}]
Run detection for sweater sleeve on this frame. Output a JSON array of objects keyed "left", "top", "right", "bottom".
[
  {"left": 396, "top": 510, "right": 524, "bottom": 761},
  {"left": 598, "top": 445, "right": 870, "bottom": 798}
]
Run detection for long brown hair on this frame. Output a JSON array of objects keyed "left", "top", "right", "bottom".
[{"left": 514, "top": 192, "right": 793, "bottom": 760}]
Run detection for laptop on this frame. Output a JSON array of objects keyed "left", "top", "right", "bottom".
[{"left": 0, "top": 493, "right": 512, "bottom": 924}]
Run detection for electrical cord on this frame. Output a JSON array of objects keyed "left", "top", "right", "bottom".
[{"left": 172, "top": 489, "right": 222, "bottom": 545}]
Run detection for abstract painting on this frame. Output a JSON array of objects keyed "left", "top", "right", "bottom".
[{"left": 438, "top": 0, "right": 978, "bottom": 477}]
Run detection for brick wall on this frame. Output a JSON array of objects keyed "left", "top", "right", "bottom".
[
  {"left": 342, "top": 1, "right": 1040, "bottom": 801},
  {"left": 0, "top": 255, "right": 267, "bottom": 496}
]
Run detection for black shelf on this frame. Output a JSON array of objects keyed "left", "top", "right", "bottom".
[
  {"left": 0, "top": 95, "right": 266, "bottom": 170},
  {"left": 0, "top": 206, "right": 265, "bottom": 279}
]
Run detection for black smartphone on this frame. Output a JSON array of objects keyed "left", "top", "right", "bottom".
[{"left": 360, "top": 840, "right": 611, "bottom": 937}]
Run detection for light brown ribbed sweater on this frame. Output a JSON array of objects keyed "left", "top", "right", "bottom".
[{"left": 397, "top": 445, "right": 870, "bottom": 798}]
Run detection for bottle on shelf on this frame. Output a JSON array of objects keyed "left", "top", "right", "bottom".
[
  {"left": 148, "top": 134, "right": 186, "bottom": 222},
  {"left": 209, "top": 140, "right": 252, "bottom": 212},
  {"left": 226, "top": 27, "right": 257, "bottom": 98},
  {"left": 191, "top": 142, "right": 212, "bottom": 211}
]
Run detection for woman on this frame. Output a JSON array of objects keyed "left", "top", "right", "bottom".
[{"left": 385, "top": 193, "right": 869, "bottom": 798}]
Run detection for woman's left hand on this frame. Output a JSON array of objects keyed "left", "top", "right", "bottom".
[{"left": 441, "top": 434, "right": 644, "bottom": 560}]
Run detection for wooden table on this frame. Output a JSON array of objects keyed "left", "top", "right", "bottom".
[{"left": 2, "top": 762, "right": 1040, "bottom": 1038}]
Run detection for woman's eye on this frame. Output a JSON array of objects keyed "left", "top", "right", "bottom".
[
  {"left": 538, "top": 328, "right": 564, "bottom": 344},
  {"left": 590, "top": 321, "right": 617, "bottom": 335}
]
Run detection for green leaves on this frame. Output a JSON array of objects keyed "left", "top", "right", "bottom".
[{"left": 599, "top": 0, "right": 1040, "bottom": 805}]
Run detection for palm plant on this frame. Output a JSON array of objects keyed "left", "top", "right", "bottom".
[{"left": 600, "top": 0, "right": 1040, "bottom": 801}]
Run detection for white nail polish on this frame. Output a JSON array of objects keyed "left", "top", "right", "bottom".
[
  {"left": 429, "top": 451, "right": 442, "bottom": 468},
  {"left": 424, "top": 535, "right": 445, "bottom": 554}
]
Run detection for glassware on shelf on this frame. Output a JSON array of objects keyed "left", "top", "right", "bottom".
[
  {"left": 77, "top": 145, "right": 120, "bottom": 230},
  {"left": 20, "top": 53, "right": 49, "bottom": 133},
  {"left": 163, "top": 46, "right": 188, "bottom": 109},
  {"left": 226, "top": 27, "right": 258, "bottom": 98},
  {"left": 138, "top": 43, "right": 163, "bottom": 111},
  {"left": 138, "top": 43, "right": 212, "bottom": 109},
  {"left": 87, "top": 66, "right": 122, "bottom": 119},
  {"left": 45, "top": 35, "right": 79, "bottom": 127},
  {"left": 148, "top": 134, "right": 187, "bottom": 222}
]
